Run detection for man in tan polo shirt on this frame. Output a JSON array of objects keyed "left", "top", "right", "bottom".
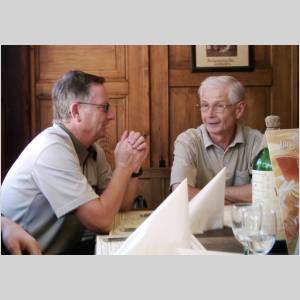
[{"left": 170, "top": 76, "right": 263, "bottom": 204}]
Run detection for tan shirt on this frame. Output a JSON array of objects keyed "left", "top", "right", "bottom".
[{"left": 170, "top": 124, "right": 263, "bottom": 189}]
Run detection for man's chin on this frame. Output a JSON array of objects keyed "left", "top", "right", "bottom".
[
  {"left": 206, "top": 124, "right": 221, "bottom": 133},
  {"left": 98, "top": 128, "right": 107, "bottom": 138}
]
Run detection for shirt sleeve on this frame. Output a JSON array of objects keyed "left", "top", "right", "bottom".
[
  {"left": 170, "top": 135, "right": 198, "bottom": 188},
  {"left": 32, "top": 143, "right": 98, "bottom": 218}
]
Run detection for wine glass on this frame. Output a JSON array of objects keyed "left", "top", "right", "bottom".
[
  {"left": 231, "top": 203, "right": 253, "bottom": 254},
  {"left": 243, "top": 209, "right": 276, "bottom": 255}
]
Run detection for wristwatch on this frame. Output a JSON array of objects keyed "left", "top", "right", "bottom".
[{"left": 131, "top": 167, "right": 143, "bottom": 178}]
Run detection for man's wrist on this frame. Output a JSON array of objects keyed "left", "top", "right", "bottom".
[{"left": 114, "top": 166, "right": 132, "bottom": 178}]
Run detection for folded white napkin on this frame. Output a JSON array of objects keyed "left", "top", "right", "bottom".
[
  {"left": 189, "top": 167, "right": 226, "bottom": 234},
  {"left": 115, "top": 179, "right": 205, "bottom": 255}
]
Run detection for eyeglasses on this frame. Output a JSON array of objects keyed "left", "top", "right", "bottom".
[
  {"left": 197, "top": 102, "right": 236, "bottom": 113},
  {"left": 77, "top": 102, "right": 110, "bottom": 113}
]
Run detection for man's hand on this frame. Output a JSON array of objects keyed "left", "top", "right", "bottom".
[
  {"left": 127, "top": 131, "right": 149, "bottom": 172},
  {"left": 225, "top": 184, "right": 252, "bottom": 204},
  {"left": 114, "top": 130, "right": 149, "bottom": 173},
  {"left": 1, "top": 217, "right": 41, "bottom": 255}
]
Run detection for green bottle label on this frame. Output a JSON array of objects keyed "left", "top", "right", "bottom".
[{"left": 252, "top": 148, "right": 272, "bottom": 171}]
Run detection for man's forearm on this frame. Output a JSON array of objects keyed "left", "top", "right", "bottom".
[
  {"left": 99, "top": 167, "right": 132, "bottom": 220},
  {"left": 75, "top": 167, "right": 133, "bottom": 233},
  {"left": 225, "top": 184, "right": 252, "bottom": 204},
  {"left": 120, "top": 177, "right": 139, "bottom": 211}
]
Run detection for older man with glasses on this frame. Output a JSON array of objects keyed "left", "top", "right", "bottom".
[
  {"left": 1, "top": 70, "right": 148, "bottom": 254},
  {"left": 170, "top": 75, "right": 263, "bottom": 204}
]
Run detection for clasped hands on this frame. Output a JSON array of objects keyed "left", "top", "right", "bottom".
[{"left": 114, "top": 130, "right": 149, "bottom": 173}]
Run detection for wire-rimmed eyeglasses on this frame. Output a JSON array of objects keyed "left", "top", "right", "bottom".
[
  {"left": 196, "top": 102, "right": 236, "bottom": 113},
  {"left": 77, "top": 102, "right": 110, "bottom": 113}
]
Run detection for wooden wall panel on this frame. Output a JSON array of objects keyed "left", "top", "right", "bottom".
[
  {"left": 240, "top": 87, "right": 270, "bottom": 132},
  {"left": 36, "top": 81, "right": 129, "bottom": 98},
  {"left": 38, "top": 46, "right": 126, "bottom": 81},
  {"left": 254, "top": 45, "right": 271, "bottom": 67},
  {"left": 271, "top": 45, "right": 299, "bottom": 129},
  {"left": 169, "top": 46, "right": 190, "bottom": 69},
  {"left": 169, "top": 87, "right": 202, "bottom": 159},
  {"left": 26, "top": 45, "right": 298, "bottom": 208},
  {"left": 31, "top": 46, "right": 128, "bottom": 136},
  {"left": 138, "top": 168, "right": 170, "bottom": 209},
  {"left": 127, "top": 46, "right": 150, "bottom": 167},
  {"left": 150, "top": 46, "right": 169, "bottom": 167},
  {"left": 169, "top": 68, "right": 272, "bottom": 87},
  {"left": 39, "top": 98, "right": 53, "bottom": 130}
]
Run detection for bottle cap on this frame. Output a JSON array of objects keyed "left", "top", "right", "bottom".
[{"left": 265, "top": 115, "right": 280, "bottom": 129}]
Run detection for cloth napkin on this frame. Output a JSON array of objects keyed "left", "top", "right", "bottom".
[
  {"left": 115, "top": 179, "right": 205, "bottom": 255},
  {"left": 189, "top": 167, "right": 226, "bottom": 234}
]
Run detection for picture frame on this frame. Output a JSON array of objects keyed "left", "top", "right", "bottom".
[{"left": 191, "top": 45, "right": 254, "bottom": 72}]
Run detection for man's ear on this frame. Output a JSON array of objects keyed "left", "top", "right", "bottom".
[
  {"left": 235, "top": 101, "right": 246, "bottom": 120},
  {"left": 69, "top": 102, "right": 81, "bottom": 122}
]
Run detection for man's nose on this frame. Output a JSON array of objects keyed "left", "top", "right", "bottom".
[{"left": 206, "top": 105, "right": 216, "bottom": 116}]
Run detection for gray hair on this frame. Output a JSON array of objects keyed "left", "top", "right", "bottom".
[
  {"left": 52, "top": 70, "right": 105, "bottom": 123},
  {"left": 198, "top": 76, "right": 245, "bottom": 104}
]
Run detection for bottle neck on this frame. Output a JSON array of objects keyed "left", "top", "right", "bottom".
[{"left": 266, "top": 127, "right": 280, "bottom": 131}]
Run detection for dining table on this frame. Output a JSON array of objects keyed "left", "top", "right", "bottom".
[{"left": 95, "top": 208, "right": 289, "bottom": 255}]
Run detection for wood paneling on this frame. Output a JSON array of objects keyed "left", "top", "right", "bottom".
[
  {"left": 240, "top": 87, "right": 270, "bottom": 132},
  {"left": 36, "top": 81, "right": 129, "bottom": 98},
  {"left": 37, "top": 46, "right": 126, "bottom": 81},
  {"left": 127, "top": 46, "right": 150, "bottom": 167},
  {"left": 169, "top": 68, "right": 273, "bottom": 87},
  {"left": 150, "top": 46, "right": 169, "bottom": 167},
  {"left": 169, "top": 87, "right": 202, "bottom": 158},
  {"left": 24, "top": 45, "right": 299, "bottom": 208},
  {"left": 271, "top": 45, "right": 299, "bottom": 129},
  {"left": 39, "top": 98, "right": 52, "bottom": 130},
  {"left": 3, "top": 45, "right": 297, "bottom": 207},
  {"left": 254, "top": 45, "right": 271, "bottom": 67},
  {"left": 139, "top": 168, "right": 170, "bottom": 209}
]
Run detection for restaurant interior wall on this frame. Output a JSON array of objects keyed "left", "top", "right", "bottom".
[{"left": 1, "top": 45, "right": 298, "bottom": 208}]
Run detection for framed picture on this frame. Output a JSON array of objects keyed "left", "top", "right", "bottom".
[{"left": 191, "top": 45, "right": 254, "bottom": 72}]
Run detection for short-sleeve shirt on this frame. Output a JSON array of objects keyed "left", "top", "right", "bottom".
[
  {"left": 1, "top": 124, "right": 112, "bottom": 254},
  {"left": 170, "top": 124, "right": 263, "bottom": 189}
]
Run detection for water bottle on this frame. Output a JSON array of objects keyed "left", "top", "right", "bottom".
[{"left": 252, "top": 115, "right": 286, "bottom": 243}]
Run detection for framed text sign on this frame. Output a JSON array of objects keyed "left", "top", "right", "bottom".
[{"left": 191, "top": 45, "right": 254, "bottom": 72}]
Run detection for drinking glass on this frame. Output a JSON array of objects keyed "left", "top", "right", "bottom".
[
  {"left": 231, "top": 203, "right": 253, "bottom": 254},
  {"left": 243, "top": 209, "right": 276, "bottom": 255}
]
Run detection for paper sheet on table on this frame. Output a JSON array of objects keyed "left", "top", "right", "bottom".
[
  {"left": 115, "top": 179, "right": 205, "bottom": 255},
  {"left": 189, "top": 167, "right": 226, "bottom": 234},
  {"left": 109, "top": 210, "right": 152, "bottom": 237}
]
